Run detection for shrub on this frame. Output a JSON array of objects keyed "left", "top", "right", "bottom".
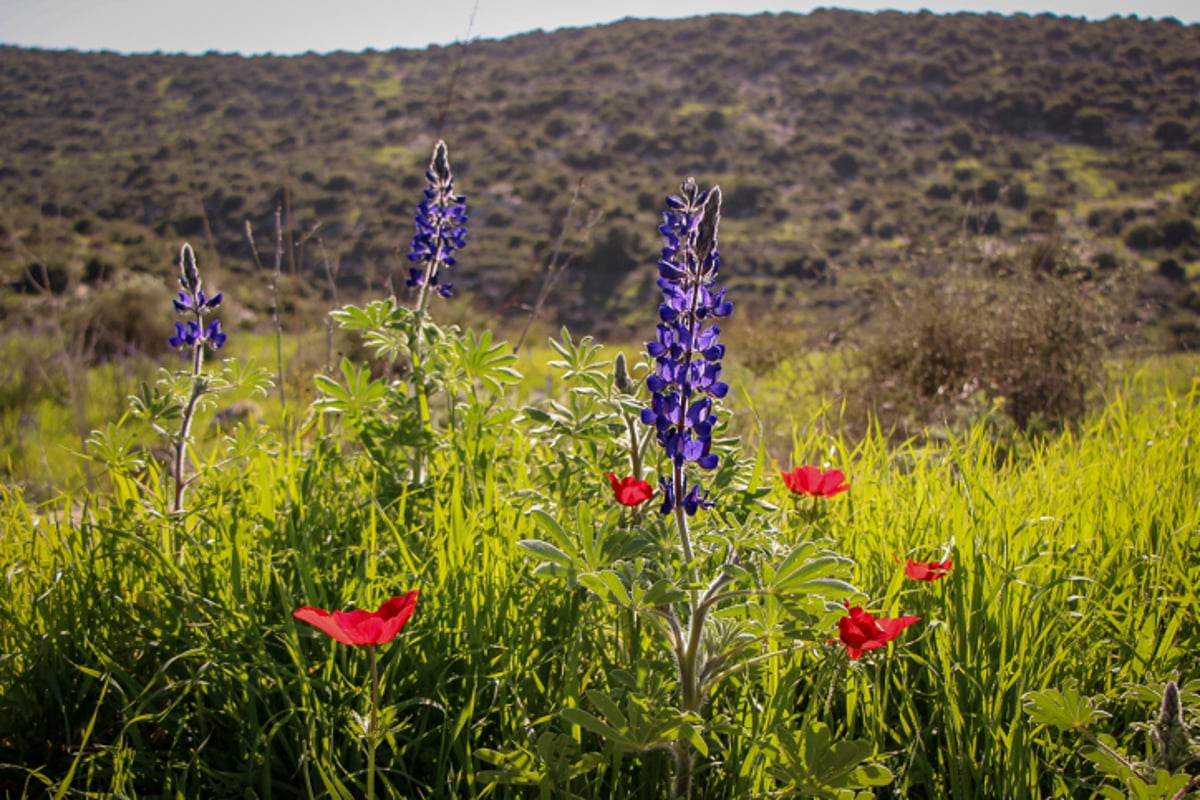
[
  {"left": 1124, "top": 221, "right": 1162, "bottom": 250},
  {"left": 1153, "top": 118, "right": 1191, "bottom": 149},
  {"left": 851, "top": 250, "right": 1119, "bottom": 438}
]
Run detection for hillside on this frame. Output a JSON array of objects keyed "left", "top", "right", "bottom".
[{"left": 1, "top": 9, "right": 1198, "bottom": 353}]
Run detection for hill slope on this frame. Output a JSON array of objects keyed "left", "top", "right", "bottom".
[{"left": 1, "top": 9, "right": 1198, "bottom": 348}]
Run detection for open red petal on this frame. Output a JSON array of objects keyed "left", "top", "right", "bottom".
[
  {"left": 293, "top": 606, "right": 359, "bottom": 645},
  {"left": 817, "top": 469, "right": 850, "bottom": 496},
  {"left": 374, "top": 591, "right": 420, "bottom": 641},
  {"left": 878, "top": 614, "right": 921, "bottom": 642},
  {"left": 294, "top": 591, "right": 420, "bottom": 646}
]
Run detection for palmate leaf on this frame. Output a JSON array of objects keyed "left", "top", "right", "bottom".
[
  {"left": 561, "top": 690, "right": 690, "bottom": 754},
  {"left": 476, "top": 747, "right": 545, "bottom": 786},
  {"left": 762, "top": 542, "right": 858, "bottom": 616},
  {"left": 330, "top": 299, "right": 417, "bottom": 361},
  {"left": 548, "top": 326, "right": 611, "bottom": 393},
  {"left": 768, "top": 721, "right": 893, "bottom": 798},
  {"left": 129, "top": 379, "right": 183, "bottom": 427},
  {"left": 1023, "top": 682, "right": 1110, "bottom": 730},
  {"left": 520, "top": 505, "right": 645, "bottom": 583},
  {"left": 453, "top": 329, "right": 522, "bottom": 396},
  {"left": 477, "top": 733, "right": 604, "bottom": 790},
  {"left": 578, "top": 569, "right": 633, "bottom": 607},
  {"left": 218, "top": 357, "right": 273, "bottom": 397},
  {"left": 312, "top": 357, "right": 388, "bottom": 417}
]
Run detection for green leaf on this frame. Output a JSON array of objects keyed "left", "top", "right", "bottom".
[
  {"left": 585, "top": 690, "right": 629, "bottom": 731},
  {"left": 769, "top": 721, "right": 894, "bottom": 795},
  {"left": 578, "top": 570, "right": 633, "bottom": 607},
  {"left": 312, "top": 357, "right": 387, "bottom": 417},
  {"left": 520, "top": 407, "right": 553, "bottom": 423},
  {"left": 561, "top": 707, "right": 628, "bottom": 745},
  {"left": 1023, "top": 683, "right": 1109, "bottom": 730},
  {"left": 527, "top": 508, "right": 582, "bottom": 563},
  {"left": 516, "top": 539, "right": 577, "bottom": 570},
  {"left": 643, "top": 578, "right": 689, "bottom": 607}
]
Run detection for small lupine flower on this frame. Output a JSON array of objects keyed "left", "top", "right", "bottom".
[
  {"left": 407, "top": 140, "right": 467, "bottom": 299},
  {"left": 173, "top": 290, "right": 222, "bottom": 313},
  {"left": 781, "top": 465, "right": 850, "bottom": 498},
  {"left": 293, "top": 592, "right": 420, "bottom": 646},
  {"left": 658, "top": 477, "right": 714, "bottom": 517},
  {"left": 168, "top": 320, "right": 227, "bottom": 349},
  {"left": 836, "top": 602, "right": 920, "bottom": 660},
  {"left": 606, "top": 473, "right": 654, "bottom": 506},
  {"left": 904, "top": 557, "right": 953, "bottom": 581},
  {"left": 640, "top": 179, "right": 731, "bottom": 515},
  {"left": 170, "top": 243, "right": 227, "bottom": 350}
]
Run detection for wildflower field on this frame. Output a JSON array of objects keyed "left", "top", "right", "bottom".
[{"left": 2, "top": 142, "right": 1199, "bottom": 800}]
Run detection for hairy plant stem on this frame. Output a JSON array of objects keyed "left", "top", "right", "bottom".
[
  {"left": 172, "top": 329, "right": 206, "bottom": 517},
  {"left": 367, "top": 644, "right": 379, "bottom": 800},
  {"left": 271, "top": 204, "right": 287, "bottom": 414},
  {"left": 409, "top": 263, "right": 437, "bottom": 484}
]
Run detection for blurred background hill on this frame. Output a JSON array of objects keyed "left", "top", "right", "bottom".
[{"left": 1, "top": 9, "right": 1197, "bottom": 355}]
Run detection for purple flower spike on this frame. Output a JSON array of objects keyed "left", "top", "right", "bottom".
[
  {"left": 642, "top": 179, "right": 732, "bottom": 515},
  {"left": 169, "top": 243, "right": 228, "bottom": 351},
  {"left": 407, "top": 140, "right": 467, "bottom": 301}
]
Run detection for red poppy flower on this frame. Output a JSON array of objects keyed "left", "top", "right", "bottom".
[
  {"left": 781, "top": 465, "right": 850, "bottom": 498},
  {"left": 836, "top": 603, "right": 920, "bottom": 660},
  {"left": 294, "top": 591, "right": 419, "bottom": 646},
  {"left": 605, "top": 472, "right": 654, "bottom": 506},
  {"left": 904, "top": 557, "right": 953, "bottom": 581}
]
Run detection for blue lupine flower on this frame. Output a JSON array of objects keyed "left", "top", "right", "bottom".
[
  {"left": 658, "top": 477, "right": 715, "bottom": 517},
  {"left": 407, "top": 140, "right": 467, "bottom": 300},
  {"left": 170, "top": 243, "right": 226, "bottom": 351},
  {"left": 641, "top": 179, "right": 731, "bottom": 514}
]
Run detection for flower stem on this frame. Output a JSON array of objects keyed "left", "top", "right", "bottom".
[
  {"left": 407, "top": 314, "right": 433, "bottom": 485},
  {"left": 672, "top": 738, "right": 693, "bottom": 800},
  {"left": 367, "top": 644, "right": 379, "bottom": 800},
  {"left": 172, "top": 329, "right": 205, "bottom": 517}
]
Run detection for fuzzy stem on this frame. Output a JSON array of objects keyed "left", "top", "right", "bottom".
[
  {"left": 172, "top": 325, "right": 205, "bottom": 516},
  {"left": 271, "top": 204, "right": 287, "bottom": 414},
  {"left": 672, "top": 738, "right": 693, "bottom": 800},
  {"left": 367, "top": 644, "right": 379, "bottom": 800}
]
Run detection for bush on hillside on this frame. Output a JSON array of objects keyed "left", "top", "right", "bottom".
[{"left": 851, "top": 246, "right": 1122, "bottom": 439}]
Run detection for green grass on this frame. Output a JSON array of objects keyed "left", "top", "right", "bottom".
[{"left": 1, "top": 334, "right": 1198, "bottom": 798}]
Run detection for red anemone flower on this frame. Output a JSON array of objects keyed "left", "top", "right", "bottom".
[
  {"left": 606, "top": 472, "right": 654, "bottom": 506},
  {"left": 294, "top": 591, "right": 419, "bottom": 646},
  {"left": 781, "top": 465, "right": 850, "bottom": 498},
  {"left": 836, "top": 603, "right": 920, "bottom": 660},
  {"left": 904, "top": 557, "right": 953, "bottom": 581}
]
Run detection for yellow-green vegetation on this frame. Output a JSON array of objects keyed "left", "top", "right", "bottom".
[
  {"left": 371, "top": 143, "right": 420, "bottom": 166},
  {"left": 1042, "top": 144, "right": 1121, "bottom": 201},
  {"left": 0, "top": 322, "right": 1197, "bottom": 797}
]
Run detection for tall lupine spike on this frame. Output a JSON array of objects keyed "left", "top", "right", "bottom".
[
  {"left": 641, "top": 179, "right": 731, "bottom": 515},
  {"left": 170, "top": 242, "right": 226, "bottom": 351},
  {"left": 407, "top": 139, "right": 468, "bottom": 301}
]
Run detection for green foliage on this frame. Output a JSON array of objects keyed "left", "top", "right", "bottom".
[
  {"left": 766, "top": 721, "right": 894, "bottom": 799},
  {"left": 1025, "top": 681, "right": 1200, "bottom": 799},
  {"left": 0, "top": 342, "right": 1199, "bottom": 797}
]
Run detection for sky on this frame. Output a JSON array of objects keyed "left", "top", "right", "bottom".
[{"left": 0, "top": 0, "right": 1195, "bottom": 56}]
